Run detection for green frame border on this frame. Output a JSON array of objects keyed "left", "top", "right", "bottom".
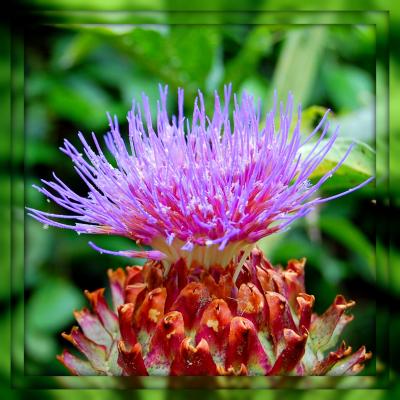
[{"left": 10, "top": 9, "right": 390, "bottom": 390}]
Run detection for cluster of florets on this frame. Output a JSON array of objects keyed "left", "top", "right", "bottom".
[{"left": 28, "top": 86, "right": 372, "bottom": 269}]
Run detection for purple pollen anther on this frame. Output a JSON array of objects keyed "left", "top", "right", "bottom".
[{"left": 28, "top": 85, "right": 374, "bottom": 265}]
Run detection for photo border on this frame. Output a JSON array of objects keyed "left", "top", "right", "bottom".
[{"left": 10, "top": 9, "right": 390, "bottom": 390}]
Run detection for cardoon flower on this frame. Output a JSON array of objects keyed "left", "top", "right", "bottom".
[{"left": 28, "top": 85, "right": 373, "bottom": 376}]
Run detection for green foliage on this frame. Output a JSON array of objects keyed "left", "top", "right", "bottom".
[
  {"left": 323, "top": 63, "right": 373, "bottom": 112},
  {"left": 301, "top": 138, "right": 375, "bottom": 189},
  {"left": 272, "top": 26, "right": 327, "bottom": 106},
  {"left": 27, "top": 278, "right": 84, "bottom": 333}
]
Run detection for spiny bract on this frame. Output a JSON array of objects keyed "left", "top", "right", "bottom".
[{"left": 58, "top": 248, "right": 371, "bottom": 376}]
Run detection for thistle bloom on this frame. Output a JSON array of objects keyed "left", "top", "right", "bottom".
[
  {"left": 29, "top": 86, "right": 373, "bottom": 377},
  {"left": 28, "top": 85, "right": 372, "bottom": 279}
]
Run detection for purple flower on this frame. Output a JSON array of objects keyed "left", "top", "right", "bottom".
[{"left": 28, "top": 85, "right": 373, "bottom": 271}]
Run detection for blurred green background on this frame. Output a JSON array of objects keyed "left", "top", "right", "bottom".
[{"left": 2, "top": 0, "right": 399, "bottom": 399}]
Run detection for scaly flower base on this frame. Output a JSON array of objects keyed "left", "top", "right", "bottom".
[{"left": 58, "top": 248, "right": 371, "bottom": 376}]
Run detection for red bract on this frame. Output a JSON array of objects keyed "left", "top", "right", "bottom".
[{"left": 58, "top": 248, "right": 371, "bottom": 376}]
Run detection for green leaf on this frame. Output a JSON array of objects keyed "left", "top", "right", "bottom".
[
  {"left": 330, "top": 25, "right": 376, "bottom": 60},
  {"left": 25, "top": 330, "right": 58, "bottom": 364},
  {"left": 334, "top": 104, "right": 374, "bottom": 143},
  {"left": 300, "top": 138, "right": 375, "bottom": 189},
  {"left": 319, "top": 215, "right": 375, "bottom": 280},
  {"left": 389, "top": 62, "right": 400, "bottom": 192},
  {"left": 26, "top": 277, "right": 84, "bottom": 333},
  {"left": 322, "top": 63, "right": 373, "bottom": 112},
  {"left": 272, "top": 26, "right": 326, "bottom": 106},
  {"left": 26, "top": 140, "right": 61, "bottom": 167},
  {"left": 25, "top": 217, "right": 55, "bottom": 288},
  {"left": 224, "top": 26, "right": 272, "bottom": 91},
  {"left": 53, "top": 32, "right": 101, "bottom": 69},
  {"left": 169, "top": 27, "right": 220, "bottom": 90},
  {"left": 113, "top": 26, "right": 219, "bottom": 98},
  {"left": 47, "top": 75, "right": 124, "bottom": 130},
  {"left": 25, "top": 102, "right": 51, "bottom": 139}
]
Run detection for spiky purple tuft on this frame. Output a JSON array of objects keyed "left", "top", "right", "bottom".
[{"left": 28, "top": 85, "right": 373, "bottom": 268}]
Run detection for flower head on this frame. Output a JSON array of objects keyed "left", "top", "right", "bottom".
[{"left": 28, "top": 85, "right": 373, "bottom": 271}]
